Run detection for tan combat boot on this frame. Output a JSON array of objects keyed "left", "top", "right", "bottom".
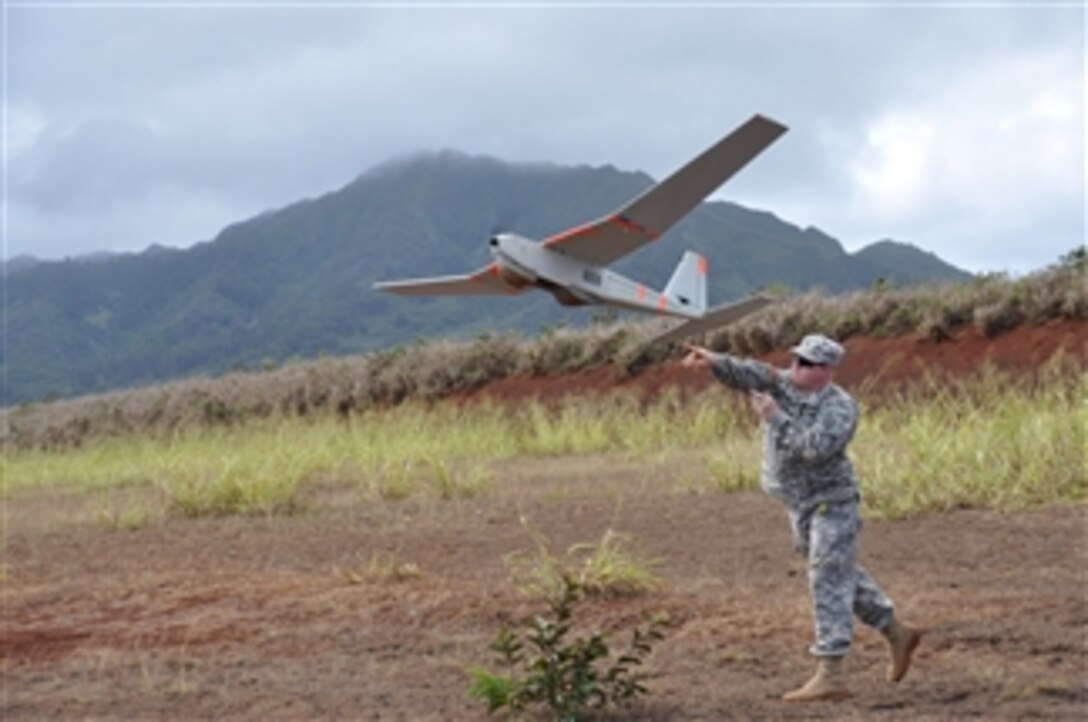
[
  {"left": 782, "top": 656, "right": 852, "bottom": 702},
  {"left": 882, "top": 618, "right": 922, "bottom": 683}
]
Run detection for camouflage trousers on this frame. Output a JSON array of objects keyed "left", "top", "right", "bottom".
[{"left": 788, "top": 498, "right": 895, "bottom": 657}]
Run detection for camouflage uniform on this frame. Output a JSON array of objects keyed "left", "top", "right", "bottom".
[{"left": 708, "top": 341, "right": 895, "bottom": 658}]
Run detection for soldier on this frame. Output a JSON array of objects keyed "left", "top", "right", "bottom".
[{"left": 681, "top": 334, "right": 922, "bottom": 702}]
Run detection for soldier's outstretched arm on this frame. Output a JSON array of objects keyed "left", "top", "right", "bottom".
[{"left": 682, "top": 343, "right": 775, "bottom": 392}]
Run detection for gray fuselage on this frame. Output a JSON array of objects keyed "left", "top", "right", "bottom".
[{"left": 489, "top": 233, "right": 700, "bottom": 318}]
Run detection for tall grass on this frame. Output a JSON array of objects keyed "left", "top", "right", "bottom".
[
  {"left": 4, "top": 359, "right": 1084, "bottom": 518},
  {"left": 513, "top": 390, "right": 747, "bottom": 458},
  {"left": 4, "top": 405, "right": 523, "bottom": 514},
  {"left": 856, "top": 359, "right": 1085, "bottom": 518},
  {"left": 3, "top": 392, "right": 737, "bottom": 498}
]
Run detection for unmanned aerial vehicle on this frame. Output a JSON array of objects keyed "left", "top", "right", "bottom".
[{"left": 374, "top": 114, "right": 787, "bottom": 345}]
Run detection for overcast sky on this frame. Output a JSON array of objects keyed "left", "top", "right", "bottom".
[{"left": 5, "top": 2, "right": 1084, "bottom": 274}]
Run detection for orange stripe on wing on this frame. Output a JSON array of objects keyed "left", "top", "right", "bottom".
[
  {"left": 471, "top": 263, "right": 500, "bottom": 282},
  {"left": 656, "top": 295, "right": 667, "bottom": 312},
  {"left": 543, "top": 220, "right": 601, "bottom": 247},
  {"left": 474, "top": 263, "right": 518, "bottom": 295},
  {"left": 612, "top": 215, "right": 659, "bottom": 240}
]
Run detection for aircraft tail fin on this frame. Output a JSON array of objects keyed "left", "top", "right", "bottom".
[{"left": 662, "top": 251, "right": 708, "bottom": 315}]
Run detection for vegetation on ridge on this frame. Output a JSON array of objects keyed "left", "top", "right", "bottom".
[{"left": 5, "top": 254, "right": 1083, "bottom": 452}]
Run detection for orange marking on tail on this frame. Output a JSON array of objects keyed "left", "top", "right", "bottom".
[{"left": 697, "top": 256, "right": 708, "bottom": 275}]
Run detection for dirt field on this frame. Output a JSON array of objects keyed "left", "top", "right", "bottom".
[{"left": 3, "top": 322, "right": 1086, "bottom": 720}]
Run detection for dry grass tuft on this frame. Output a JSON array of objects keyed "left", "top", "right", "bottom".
[{"left": 505, "top": 519, "right": 663, "bottom": 600}]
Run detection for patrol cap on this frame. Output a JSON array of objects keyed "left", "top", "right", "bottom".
[{"left": 791, "top": 334, "right": 845, "bottom": 367}]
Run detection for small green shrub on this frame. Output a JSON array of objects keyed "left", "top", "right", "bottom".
[{"left": 467, "top": 574, "right": 668, "bottom": 720}]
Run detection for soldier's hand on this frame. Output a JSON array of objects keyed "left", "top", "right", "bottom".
[
  {"left": 749, "top": 390, "right": 779, "bottom": 421},
  {"left": 680, "top": 342, "right": 713, "bottom": 369}
]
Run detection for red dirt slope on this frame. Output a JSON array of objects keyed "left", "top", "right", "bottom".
[{"left": 455, "top": 320, "right": 1085, "bottom": 406}]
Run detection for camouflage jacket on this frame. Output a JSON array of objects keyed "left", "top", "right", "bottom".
[{"left": 709, "top": 353, "right": 860, "bottom": 512}]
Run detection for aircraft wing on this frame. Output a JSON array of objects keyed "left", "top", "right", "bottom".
[
  {"left": 643, "top": 294, "right": 775, "bottom": 347},
  {"left": 542, "top": 115, "right": 787, "bottom": 266},
  {"left": 373, "top": 263, "right": 517, "bottom": 296}
]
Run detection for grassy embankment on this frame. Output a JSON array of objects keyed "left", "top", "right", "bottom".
[
  {"left": 5, "top": 255, "right": 1084, "bottom": 520},
  {"left": 6, "top": 256, "right": 1084, "bottom": 452},
  {"left": 5, "top": 354, "right": 1083, "bottom": 521}
]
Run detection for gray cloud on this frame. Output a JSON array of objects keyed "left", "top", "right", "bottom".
[{"left": 7, "top": 4, "right": 1083, "bottom": 272}]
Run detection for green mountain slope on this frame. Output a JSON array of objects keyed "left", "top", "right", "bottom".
[{"left": 4, "top": 151, "right": 969, "bottom": 404}]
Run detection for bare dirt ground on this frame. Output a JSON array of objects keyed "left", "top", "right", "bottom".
[{"left": 3, "top": 321, "right": 1086, "bottom": 721}]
